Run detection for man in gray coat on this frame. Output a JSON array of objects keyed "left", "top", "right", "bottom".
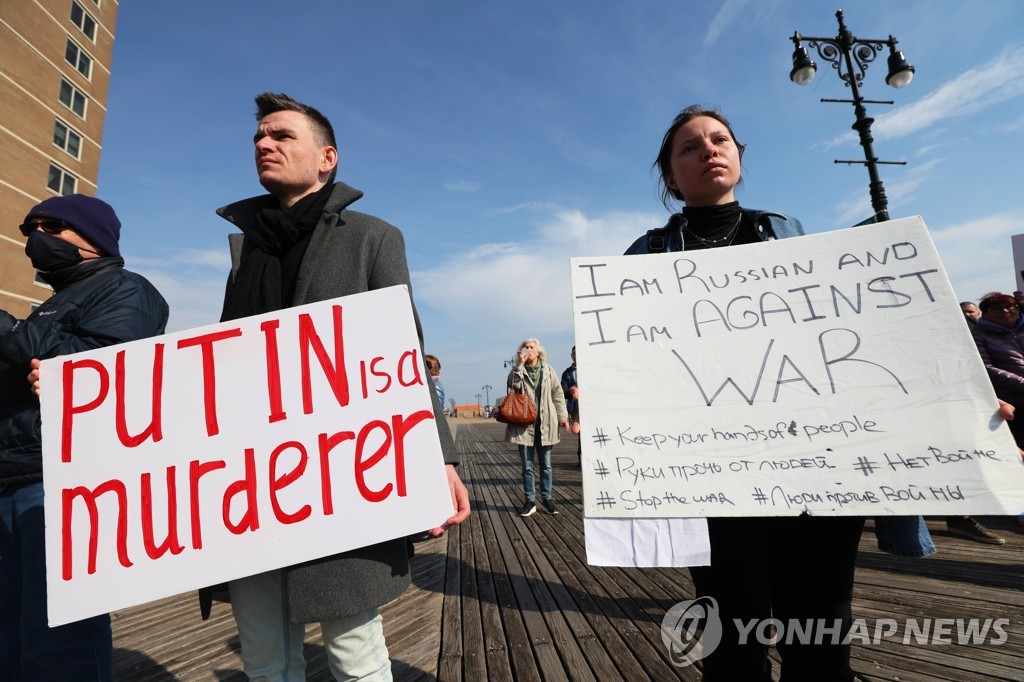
[{"left": 214, "top": 92, "right": 469, "bottom": 681}]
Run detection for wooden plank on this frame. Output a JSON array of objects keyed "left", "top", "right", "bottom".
[
  {"left": 527, "top": 497, "right": 677, "bottom": 681},
  {"left": 438, "top": 511, "right": 464, "bottom": 681},
  {"left": 478, "top": 434, "right": 692, "bottom": 681},
  {"left": 478, "top": 470, "right": 569, "bottom": 681},
  {"left": 109, "top": 419, "right": 1024, "bottom": 682},
  {"left": 464, "top": 449, "right": 515, "bottom": 682},
  {"left": 458, "top": 460, "right": 488, "bottom": 682},
  {"left": 486, "top": 479, "right": 596, "bottom": 681}
]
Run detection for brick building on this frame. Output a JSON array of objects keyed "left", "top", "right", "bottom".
[
  {"left": 0, "top": 0, "right": 118, "bottom": 317},
  {"left": 453, "top": 404, "right": 483, "bottom": 418}
]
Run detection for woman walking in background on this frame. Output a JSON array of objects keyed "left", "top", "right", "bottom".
[{"left": 505, "top": 338, "right": 569, "bottom": 516}]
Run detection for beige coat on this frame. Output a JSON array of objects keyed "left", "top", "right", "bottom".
[{"left": 504, "top": 362, "right": 568, "bottom": 447}]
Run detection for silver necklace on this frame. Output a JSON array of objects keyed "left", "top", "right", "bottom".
[{"left": 683, "top": 213, "right": 742, "bottom": 248}]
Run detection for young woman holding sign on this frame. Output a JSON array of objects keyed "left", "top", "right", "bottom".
[{"left": 619, "top": 105, "right": 921, "bottom": 681}]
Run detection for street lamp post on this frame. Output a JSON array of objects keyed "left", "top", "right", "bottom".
[
  {"left": 789, "top": 9, "right": 915, "bottom": 223},
  {"left": 482, "top": 384, "right": 492, "bottom": 409}
]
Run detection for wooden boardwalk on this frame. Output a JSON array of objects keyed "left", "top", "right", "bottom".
[{"left": 112, "top": 420, "right": 1024, "bottom": 681}]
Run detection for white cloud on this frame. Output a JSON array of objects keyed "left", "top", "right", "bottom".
[
  {"left": 415, "top": 208, "right": 655, "bottom": 334},
  {"left": 930, "top": 213, "right": 1024, "bottom": 301},
  {"left": 442, "top": 181, "right": 481, "bottom": 193},
  {"left": 411, "top": 207, "right": 663, "bottom": 404},
  {"left": 129, "top": 247, "right": 231, "bottom": 271},
  {"left": 1000, "top": 111, "right": 1024, "bottom": 132},
  {"left": 490, "top": 201, "right": 560, "bottom": 216},
  {"left": 830, "top": 191, "right": 875, "bottom": 230},
  {"left": 125, "top": 247, "right": 230, "bottom": 333},
  {"left": 704, "top": 0, "right": 755, "bottom": 48},
  {"left": 827, "top": 158, "right": 942, "bottom": 228},
  {"left": 132, "top": 268, "right": 225, "bottom": 333},
  {"left": 881, "top": 157, "right": 942, "bottom": 203}
]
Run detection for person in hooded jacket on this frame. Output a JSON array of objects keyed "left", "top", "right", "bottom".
[
  {"left": 972, "top": 292, "right": 1024, "bottom": 448},
  {"left": 0, "top": 194, "right": 168, "bottom": 681}
]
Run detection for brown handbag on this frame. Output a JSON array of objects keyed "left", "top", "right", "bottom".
[{"left": 496, "top": 377, "right": 537, "bottom": 425}]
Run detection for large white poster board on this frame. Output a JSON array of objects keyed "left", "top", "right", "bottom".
[
  {"left": 571, "top": 217, "right": 1024, "bottom": 519},
  {"left": 42, "top": 285, "right": 452, "bottom": 626}
]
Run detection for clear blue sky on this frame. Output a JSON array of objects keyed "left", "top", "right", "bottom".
[{"left": 98, "top": 0, "right": 1024, "bottom": 408}]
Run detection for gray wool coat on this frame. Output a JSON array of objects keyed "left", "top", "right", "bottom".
[
  {"left": 207, "top": 182, "right": 457, "bottom": 623},
  {"left": 504, "top": 363, "right": 568, "bottom": 447}
]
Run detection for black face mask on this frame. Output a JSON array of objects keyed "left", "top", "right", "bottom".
[{"left": 24, "top": 231, "right": 85, "bottom": 272}]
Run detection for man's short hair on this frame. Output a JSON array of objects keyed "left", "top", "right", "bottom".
[{"left": 255, "top": 92, "right": 338, "bottom": 183}]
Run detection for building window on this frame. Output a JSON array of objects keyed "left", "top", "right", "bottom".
[
  {"left": 53, "top": 120, "right": 82, "bottom": 159},
  {"left": 48, "top": 163, "right": 78, "bottom": 195},
  {"left": 70, "top": 2, "right": 97, "bottom": 42},
  {"left": 64, "top": 38, "right": 92, "bottom": 79},
  {"left": 59, "top": 79, "right": 88, "bottom": 118}
]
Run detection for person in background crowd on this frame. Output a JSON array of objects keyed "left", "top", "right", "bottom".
[
  {"left": 505, "top": 338, "right": 569, "bottom": 517},
  {"left": 944, "top": 297, "right": 1005, "bottom": 543},
  {"left": 560, "top": 346, "right": 581, "bottom": 461},
  {"left": 970, "top": 291, "right": 1024, "bottom": 534},
  {"left": 961, "top": 300, "right": 980, "bottom": 325},
  {"left": 972, "top": 292, "right": 1024, "bottom": 449},
  {"left": 425, "top": 354, "right": 445, "bottom": 408},
  {"left": 0, "top": 194, "right": 169, "bottom": 681}
]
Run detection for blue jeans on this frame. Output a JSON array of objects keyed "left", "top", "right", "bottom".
[
  {"left": 229, "top": 568, "right": 392, "bottom": 681},
  {"left": 519, "top": 445, "right": 553, "bottom": 501},
  {"left": 874, "top": 515, "right": 936, "bottom": 557},
  {"left": 0, "top": 482, "right": 112, "bottom": 682}
]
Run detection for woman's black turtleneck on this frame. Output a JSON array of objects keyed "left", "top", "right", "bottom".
[{"left": 681, "top": 201, "right": 757, "bottom": 250}]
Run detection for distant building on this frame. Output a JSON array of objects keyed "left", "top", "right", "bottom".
[
  {"left": 0, "top": 0, "right": 119, "bottom": 317},
  {"left": 453, "top": 403, "right": 483, "bottom": 418}
]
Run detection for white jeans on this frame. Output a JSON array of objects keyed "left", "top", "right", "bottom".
[{"left": 229, "top": 569, "right": 392, "bottom": 682}]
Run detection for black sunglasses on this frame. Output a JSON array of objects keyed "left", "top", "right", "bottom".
[{"left": 19, "top": 219, "right": 69, "bottom": 237}]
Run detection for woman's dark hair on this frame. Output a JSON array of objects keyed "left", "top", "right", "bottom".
[{"left": 653, "top": 105, "right": 746, "bottom": 209}]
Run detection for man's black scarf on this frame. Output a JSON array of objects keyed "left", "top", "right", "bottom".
[{"left": 221, "top": 183, "right": 334, "bottom": 321}]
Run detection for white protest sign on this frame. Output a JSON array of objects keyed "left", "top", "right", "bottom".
[
  {"left": 42, "top": 285, "right": 452, "bottom": 626},
  {"left": 572, "top": 216, "right": 1024, "bottom": 519},
  {"left": 1013, "top": 233, "right": 1024, "bottom": 293}
]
